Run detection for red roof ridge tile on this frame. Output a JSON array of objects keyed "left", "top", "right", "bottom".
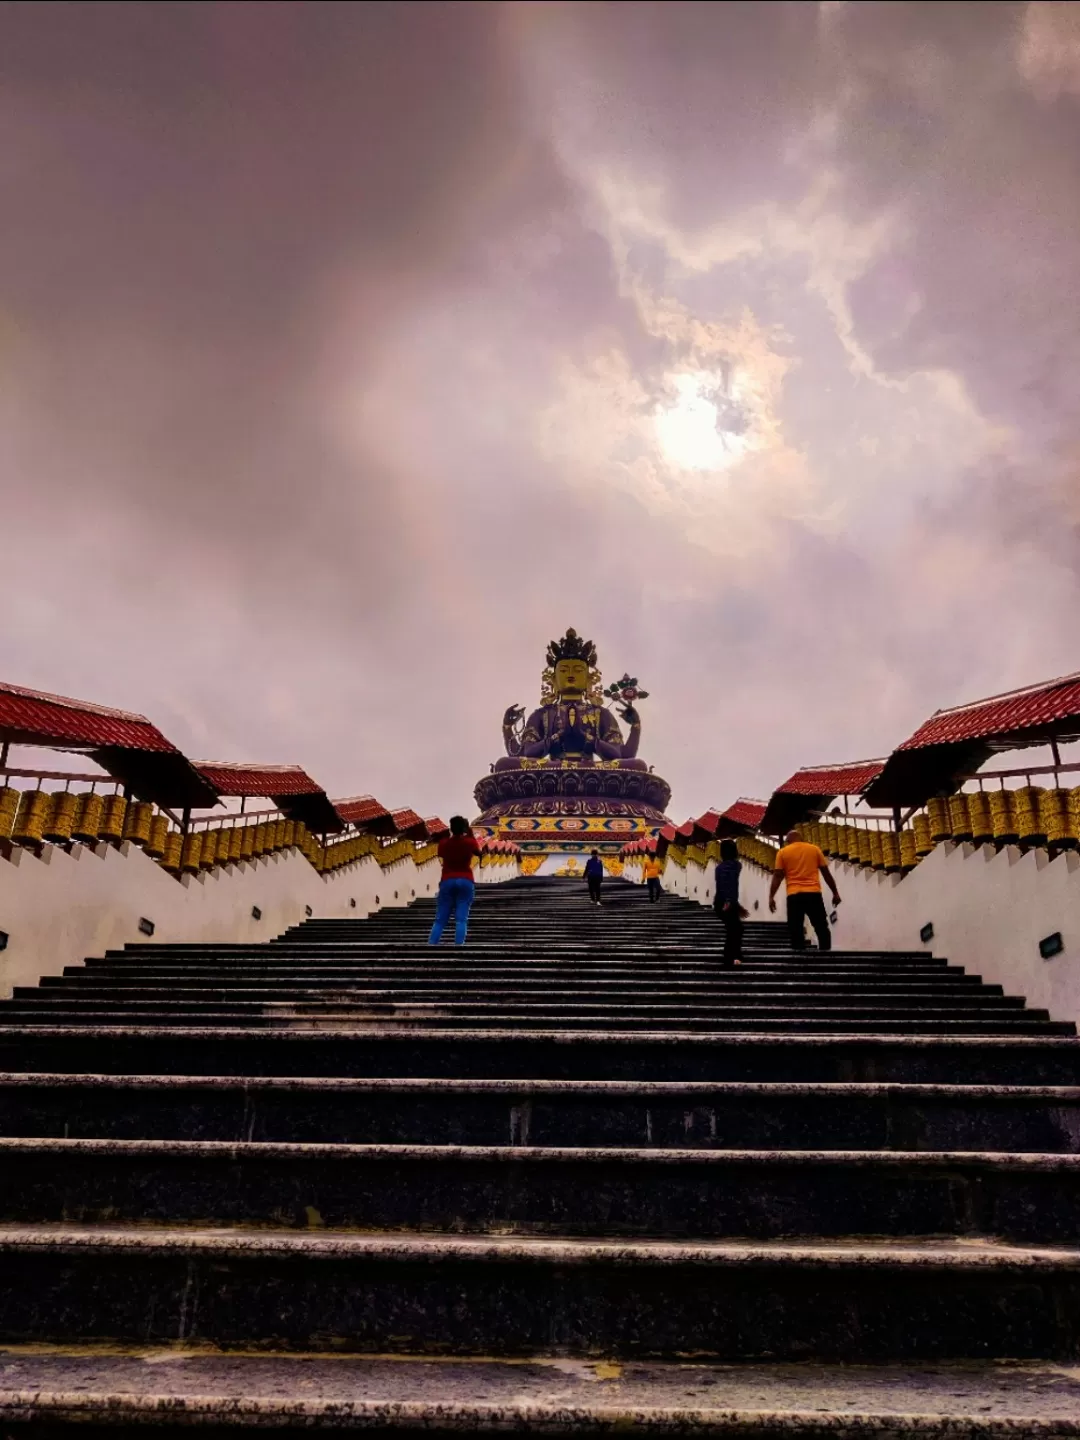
[
  {"left": 0, "top": 679, "right": 153, "bottom": 725},
  {"left": 926, "top": 669, "right": 1080, "bottom": 720}
]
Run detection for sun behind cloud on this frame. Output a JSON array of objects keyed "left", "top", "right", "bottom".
[{"left": 654, "top": 370, "right": 755, "bottom": 472}]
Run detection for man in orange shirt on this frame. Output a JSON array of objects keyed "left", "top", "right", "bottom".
[{"left": 768, "top": 829, "right": 841, "bottom": 952}]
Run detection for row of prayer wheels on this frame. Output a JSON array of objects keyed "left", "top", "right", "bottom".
[
  {"left": 800, "top": 820, "right": 913, "bottom": 872},
  {"left": 0, "top": 785, "right": 440, "bottom": 880},
  {"left": 162, "top": 818, "right": 306, "bottom": 875},
  {"left": 736, "top": 836, "right": 781, "bottom": 872},
  {"left": 921, "top": 787, "right": 1080, "bottom": 849},
  {"left": 316, "top": 831, "right": 380, "bottom": 874},
  {"left": 0, "top": 788, "right": 168, "bottom": 853},
  {"left": 797, "top": 786, "right": 1080, "bottom": 874}
]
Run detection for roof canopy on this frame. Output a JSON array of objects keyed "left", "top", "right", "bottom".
[
  {"left": 761, "top": 760, "right": 886, "bottom": 835},
  {"left": 866, "top": 671, "right": 1080, "bottom": 808},
  {"left": 390, "top": 807, "right": 429, "bottom": 842},
  {"left": 333, "top": 795, "right": 399, "bottom": 836},
  {"left": 710, "top": 799, "right": 767, "bottom": 837},
  {"left": 0, "top": 681, "right": 216, "bottom": 809},
  {"left": 424, "top": 816, "right": 450, "bottom": 840},
  {"left": 195, "top": 760, "right": 342, "bottom": 833}
]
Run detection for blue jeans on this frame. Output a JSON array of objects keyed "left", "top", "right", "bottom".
[{"left": 429, "top": 878, "right": 475, "bottom": 946}]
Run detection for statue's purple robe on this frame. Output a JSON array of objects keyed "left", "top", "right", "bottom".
[{"left": 503, "top": 701, "right": 640, "bottom": 762}]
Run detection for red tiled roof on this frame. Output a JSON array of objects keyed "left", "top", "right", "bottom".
[
  {"left": 775, "top": 761, "right": 886, "bottom": 796},
  {"left": 390, "top": 807, "right": 428, "bottom": 841},
  {"left": 335, "top": 796, "right": 391, "bottom": 826},
  {"left": 195, "top": 762, "right": 323, "bottom": 798},
  {"left": 694, "top": 810, "right": 723, "bottom": 836},
  {"left": 424, "top": 816, "right": 450, "bottom": 840},
  {"left": 676, "top": 819, "right": 695, "bottom": 839},
  {"left": 0, "top": 680, "right": 177, "bottom": 753},
  {"left": 898, "top": 671, "right": 1080, "bottom": 750},
  {"left": 722, "top": 799, "right": 767, "bottom": 829}
]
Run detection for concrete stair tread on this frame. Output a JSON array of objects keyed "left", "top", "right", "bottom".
[
  {"left": 1, "top": 1223, "right": 1077, "bottom": 1267},
  {"left": 3, "top": 1136, "right": 1078, "bottom": 1168},
  {"left": 2, "top": 1024, "right": 1076, "bottom": 1045},
  {"left": 3, "top": 1071, "right": 1078, "bottom": 1097},
  {"left": 1, "top": 1351, "right": 1080, "bottom": 1434}
]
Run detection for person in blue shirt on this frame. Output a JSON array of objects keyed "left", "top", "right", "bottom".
[
  {"left": 713, "top": 838, "right": 746, "bottom": 966},
  {"left": 584, "top": 850, "right": 605, "bottom": 906}
]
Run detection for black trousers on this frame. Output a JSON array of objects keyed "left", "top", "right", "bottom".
[
  {"left": 786, "top": 891, "right": 831, "bottom": 951},
  {"left": 715, "top": 903, "right": 744, "bottom": 964},
  {"left": 587, "top": 877, "right": 602, "bottom": 903},
  {"left": 647, "top": 877, "right": 661, "bottom": 902}
]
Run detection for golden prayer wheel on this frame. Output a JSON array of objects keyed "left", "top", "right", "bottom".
[
  {"left": 146, "top": 815, "right": 168, "bottom": 860},
  {"left": 199, "top": 829, "right": 219, "bottom": 869},
  {"left": 839, "top": 825, "right": 856, "bottom": 861},
  {"left": 1069, "top": 787, "right": 1080, "bottom": 846},
  {"left": 1039, "top": 787, "right": 1075, "bottom": 848},
  {"left": 276, "top": 819, "right": 287, "bottom": 849},
  {"left": 947, "top": 793, "right": 972, "bottom": 842},
  {"left": 899, "top": 829, "right": 918, "bottom": 869},
  {"left": 254, "top": 822, "right": 269, "bottom": 857},
  {"left": 43, "top": 791, "right": 78, "bottom": 844},
  {"left": 285, "top": 820, "right": 297, "bottom": 848},
  {"left": 868, "top": 829, "right": 884, "bottom": 870},
  {"left": 851, "top": 828, "right": 870, "bottom": 867},
  {"left": 881, "top": 831, "right": 901, "bottom": 872},
  {"left": 227, "top": 826, "right": 243, "bottom": 863},
  {"left": 160, "top": 833, "right": 182, "bottom": 872},
  {"left": 99, "top": 794, "right": 128, "bottom": 844},
  {"left": 1013, "top": 786, "right": 1045, "bottom": 847},
  {"left": 13, "top": 790, "right": 49, "bottom": 846},
  {"left": 926, "top": 797, "right": 951, "bottom": 844},
  {"left": 180, "top": 833, "right": 203, "bottom": 873},
  {"left": 0, "top": 786, "right": 20, "bottom": 840},
  {"left": 913, "top": 812, "right": 934, "bottom": 856},
  {"left": 238, "top": 825, "right": 255, "bottom": 862},
  {"left": 989, "top": 789, "right": 1017, "bottom": 844},
  {"left": 968, "top": 792, "right": 993, "bottom": 844},
  {"left": 72, "top": 792, "right": 104, "bottom": 844},
  {"left": 122, "top": 800, "right": 153, "bottom": 848}
]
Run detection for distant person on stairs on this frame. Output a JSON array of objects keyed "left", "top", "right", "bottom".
[
  {"left": 585, "top": 850, "right": 604, "bottom": 906},
  {"left": 712, "top": 838, "right": 747, "bottom": 966},
  {"left": 428, "top": 816, "right": 481, "bottom": 947},
  {"left": 643, "top": 853, "right": 663, "bottom": 902},
  {"left": 768, "top": 829, "right": 841, "bottom": 952}
]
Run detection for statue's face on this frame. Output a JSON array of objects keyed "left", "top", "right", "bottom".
[{"left": 554, "top": 658, "right": 589, "bottom": 697}]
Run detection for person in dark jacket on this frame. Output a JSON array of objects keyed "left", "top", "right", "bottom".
[
  {"left": 713, "top": 838, "right": 745, "bottom": 966},
  {"left": 584, "top": 850, "right": 604, "bottom": 905}
]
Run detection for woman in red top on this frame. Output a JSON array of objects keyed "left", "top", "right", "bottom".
[{"left": 428, "top": 815, "right": 482, "bottom": 946}]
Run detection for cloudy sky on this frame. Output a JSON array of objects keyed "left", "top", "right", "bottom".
[{"left": 3, "top": 1, "right": 1080, "bottom": 821}]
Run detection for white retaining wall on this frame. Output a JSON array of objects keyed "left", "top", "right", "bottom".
[{"left": 0, "top": 842, "right": 443, "bottom": 999}]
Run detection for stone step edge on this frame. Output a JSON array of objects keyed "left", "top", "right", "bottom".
[
  {"left": 1, "top": 1137, "right": 1076, "bottom": 1170},
  {"left": 1, "top": 1026, "right": 1076, "bottom": 1046},
  {"left": 0, "top": 1352, "right": 1078, "bottom": 1433},
  {"left": 4, "top": 1072, "right": 1078, "bottom": 1097},
  {"left": 0, "top": 1226, "right": 1077, "bottom": 1268},
  {"left": 1, "top": 1386, "right": 1078, "bottom": 1436}
]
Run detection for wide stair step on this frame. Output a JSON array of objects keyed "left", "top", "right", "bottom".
[{"left": 0, "top": 875, "right": 1077, "bottom": 1433}]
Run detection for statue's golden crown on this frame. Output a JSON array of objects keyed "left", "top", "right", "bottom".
[{"left": 546, "top": 628, "right": 597, "bottom": 668}]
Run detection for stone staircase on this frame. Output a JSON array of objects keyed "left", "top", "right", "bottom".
[{"left": 0, "top": 876, "right": 1078, "bottom": 1436}]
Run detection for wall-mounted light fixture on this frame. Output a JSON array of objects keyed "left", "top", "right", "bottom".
[
  {"left": 138, "top": 917, "right": 155, "bottom": 937},
  {"left": 1040, "top": 931, "right": 1064, "bottom": 961},
  {"left": 920, "top": 922, "right": 934, "bottom": 944},
  {"left": 251, "top": 906, "right": 262, "bottom": 921}
]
